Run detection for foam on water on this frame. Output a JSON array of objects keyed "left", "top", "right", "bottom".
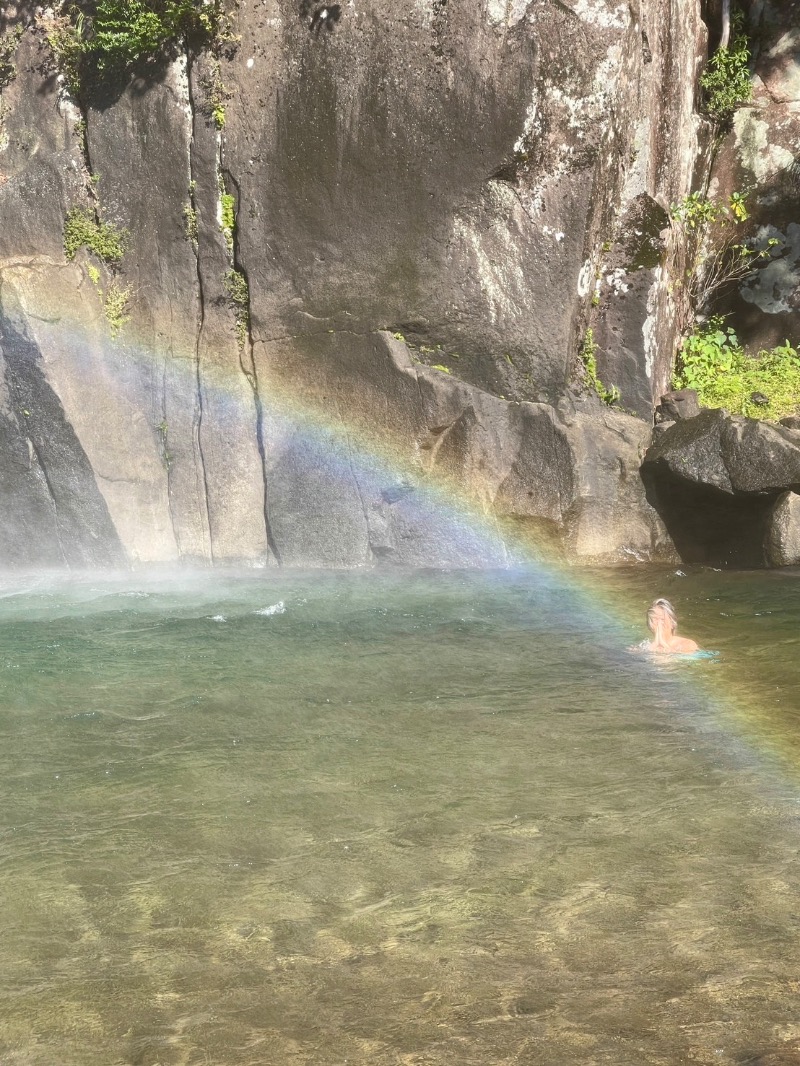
[{"left": 255, "top": 601, "right": 286, "bottom": 616}]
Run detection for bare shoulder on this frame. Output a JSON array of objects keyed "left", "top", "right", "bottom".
[{"left": 673, "top": 636, "right": 700, "bottom": 653}]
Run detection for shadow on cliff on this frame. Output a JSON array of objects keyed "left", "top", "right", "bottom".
[
  {"left": 641, "top": 466, "right": 774, "bottom": 568},
  {"left": 0, "top": 310, "right": 125, "bottom": 566},
  {"left": 299, "top": 1, "right": 342, "bottom": 35},
  {"left": 36, "top": 45, "right": 184, "bottom": 110}
]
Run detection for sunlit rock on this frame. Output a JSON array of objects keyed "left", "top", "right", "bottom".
[{"left": 765, "top": 490, "right": 800, "bottom": 567}]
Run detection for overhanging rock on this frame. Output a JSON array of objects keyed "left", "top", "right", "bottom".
[{"left": 642, "top": 408, "right": 800, "bottom": 566}]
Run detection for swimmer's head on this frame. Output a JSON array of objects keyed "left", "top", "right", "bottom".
[{"left": 647, "top": 597, "right": 677, "bottom": 634}]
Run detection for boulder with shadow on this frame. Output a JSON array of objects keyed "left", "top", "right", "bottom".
[{"left": 641, "top": 408, "right": 800, "bottom": 567}]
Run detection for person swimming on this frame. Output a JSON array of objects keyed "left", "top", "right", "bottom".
[{"left": 640, "top": 597, "right": 700, "bottom": 654}]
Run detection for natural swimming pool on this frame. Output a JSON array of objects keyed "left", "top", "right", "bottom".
[{"left": 1, "top": 566, "right": 799, "bottom": 1065}]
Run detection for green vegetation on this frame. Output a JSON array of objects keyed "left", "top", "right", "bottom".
[
  {"left": 430, "top": 364, "right": 451, "bottom": 374},
  {"left": 47, "top": 13, "right": 84, "bottom": 96},
  {"left": 223, "top": 268, "right": 249, "bottom": 349},
  {"left": 64, "top": 206, "right": 127, "bottom": 264},
  {"left": 580, "top": 328, "right": 619, "bottom": 406},
  {"left": 669, "top": 190, "right": 750, "bottom": 230},
  {"left": 49, "top": 0, "right": 229, "bottom": 81},
  {"left": 700, "top": 11, "right": 752, "bottom": 123},
  {"left": 673, "top": 317, "right": 800, "bottom": 421},
  {"left": 728, "top": 190, "right": 749, "bottom": 223},
  {"left": 220, "top": 191, "right": 235, "bottom": 250},
  {"left": 667, "top": 187, "right": 796, "bottom": 420},
  {"left": 84, "top": 257, "right": 131, "bottom": 338},
  {"left": 670, "top": 191, "right": 726, "bottom": 230},
  {"left": 668, "top": 189, "right": 770, "bottom": 340},
  {"left": 0, "top": 26, "right": 23, "bottom": 90},
  {"left": 102, "top": 280, "right": 131, "bottom": 337},
  {"left": 69, "top": 203, "right": 131, "bottom": 337},
  {"left": 201, "top": 59, "right": 231, "bottom": 128},
  {"left": 183, "top": 201, "right": 198, "bottom": 246}
]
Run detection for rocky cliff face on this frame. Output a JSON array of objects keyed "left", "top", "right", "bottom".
[
  {"left": 710, "top": 0, "right": 800, "bottom": 352},
  {"left": 0, "top": 0, "right": 717, "bottom": 568}
]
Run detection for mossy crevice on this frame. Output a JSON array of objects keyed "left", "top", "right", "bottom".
[{"left": 64, "top": 206, "right": 127, "bottom": 265}]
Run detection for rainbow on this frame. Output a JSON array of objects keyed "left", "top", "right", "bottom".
[{"left": 4, "top": 282, "right": 799, "bottom": 786}]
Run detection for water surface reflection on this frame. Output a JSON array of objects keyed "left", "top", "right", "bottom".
[{"left": 0, "top": 568, "right": 799, "bottom": 1065}]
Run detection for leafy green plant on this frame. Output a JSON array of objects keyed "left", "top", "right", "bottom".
[
  {"left": 700, "top": 11, "right": 752, "bottom": 123},
  {"left": 47, "top": 0, "right": 236, "bottom": 97},
  {"left": 47, "top": 12, "right": 84, "bottom": 96},
  {"left": 670, "top": 191, "right": 724, "bottom": 230},
  {"left": 673, "top": 317, "right": 800, "bottom": 420},
  {"left": 64, "top": 206, "right": 127, "bottom": 264},
  {"left": 156, "top": 419, "right": 171, "bottom": 468},
  {"left": 669, "top": 189, "right": 768, "bottom": 340},
  {"left": 223, "top": 268, "right": 249, "bottom": 348},
  {"left": 0, "top": 26, "right": 23, "bottom": 90},
  {"left": 673, "top": 317, "right": 740, "bottom": 393},
  {"left": 728, "top": 190, "right": 749, "bottom": 223},
  {"left": 70, "top": 0, "right": 225, "bottom": 70},
  {"left": 580, "top": 328, "right": 619, "bottom": 405},
  {"left": 430, "top": 364, "right": 451, "bottom": 374}
]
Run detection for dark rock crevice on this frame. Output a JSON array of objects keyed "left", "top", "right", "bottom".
[
  {"left": 235, "top": 256, "right": 280, "bottom": 563},
  {"left": 219, "top": 127, "right": 279, "bottom": 563},
  {"left": 186, "top": 52, "right": 216, "bottom": 562},
  {"left": 641, "top": 468, "right": 776, "bottom": 567}
]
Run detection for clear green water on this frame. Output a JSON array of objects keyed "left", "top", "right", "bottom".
[{"left": 2, "top": 566, "right": 800, "bottom": 1066}]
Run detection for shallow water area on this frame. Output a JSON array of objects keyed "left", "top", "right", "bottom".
[{"left": 1, "top": 566, "right": 800, "bottom": 1066}]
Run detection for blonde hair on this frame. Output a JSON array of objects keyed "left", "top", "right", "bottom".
[{"left": 648, "top": 597, "right": 678, "bottom": 631}]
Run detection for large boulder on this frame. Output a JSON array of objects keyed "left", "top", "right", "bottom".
[
  {"left": 642, "top": 408, "right": 734, "bottom": 493},
  {"left": 643, "top": 408, "right": 800, "bottom": 495},
  {"left": 642, "top": 408, "right": 800, "bottom": 565}
]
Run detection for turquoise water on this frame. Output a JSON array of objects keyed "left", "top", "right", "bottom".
[{"left": 1, "top": 567, "right": 800, "bottom": 1065}]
